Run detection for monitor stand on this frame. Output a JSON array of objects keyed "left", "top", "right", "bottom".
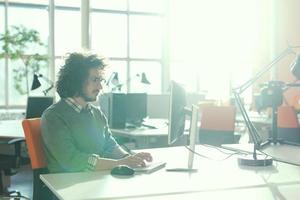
[{"left": 166, "top": 105, "right": 199, "bottom": 172}]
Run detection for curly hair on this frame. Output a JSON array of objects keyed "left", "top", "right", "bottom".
[{"left": 56, "top": 52, "right": 108, "bottom": 98}]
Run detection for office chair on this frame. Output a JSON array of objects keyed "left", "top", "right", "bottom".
[
  {"left": 22, "top": 118, "right": 53, "bottom": 200},
  {"left": 0, "top": 137, "right": 29, "bottom": 199},
  {"left": 199, "top": 106, "right": 237, "bottom": 146},
  {"left": 277, "top": 106, "right": 300, "bottom": 143}
]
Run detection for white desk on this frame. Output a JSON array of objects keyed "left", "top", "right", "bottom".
[
  {"left": 40, "top": 145, "right": 300, "bottom": 200},
  {"left": 0, "top": 120, "right": 24, "bottom": 138}
]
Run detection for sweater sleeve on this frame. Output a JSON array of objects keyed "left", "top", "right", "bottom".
[
  {"left": 41, "top": 112, "right": 92, "bottom": 172},
  {"left": 97, "top": 109, "right": 129, "bottom": 159},
  {"left": 102, "top": 126, "right": 129, "bottom": 159}
]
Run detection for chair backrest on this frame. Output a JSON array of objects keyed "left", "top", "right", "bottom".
[
  {"left": 22, "top": 118, "right": 47, "bottom": 169},
  {"left": 277, "top": 106, "right": 299, "bottom": 128},
  {"left": 200, "top": 106, "right": 236, "bottom": 131}
]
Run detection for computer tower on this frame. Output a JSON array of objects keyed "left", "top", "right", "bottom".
[
  {"left": 125, "top": 93, "right": 147, "bottom": 125},
  {"left": 99, "top": 93, "right": 126, "bottom": 129}
]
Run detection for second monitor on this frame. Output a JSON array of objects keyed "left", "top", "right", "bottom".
[{"left": 99, "top": 93, "right": 147, "bottom": 129}]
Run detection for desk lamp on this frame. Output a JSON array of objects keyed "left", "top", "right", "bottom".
[
  {"left": 106, "top": 72, "right": 120, "bottom": 92},
  {"left": 233, "top": 45, "right": 300, "bottom": 166},
  {"left": 109, "top": 72, "right": 150, "bottom": 92},
  {"left": 31, "top": 73, "right": 54, "bottom": 96}
]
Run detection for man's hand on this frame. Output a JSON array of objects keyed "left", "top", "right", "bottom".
[{"left": 119, "top": 152, "right": 153, "bottom": 168}]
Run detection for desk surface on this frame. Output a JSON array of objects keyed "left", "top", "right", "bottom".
[
  {"left": 0, "top": 120, "right": 24, "bottom": 138},
  {"left": 110, "top": 118, "right": 185, "bottom": 137},
  {"left": 40, "top": 145, "right": 300, "bottom": 200}
]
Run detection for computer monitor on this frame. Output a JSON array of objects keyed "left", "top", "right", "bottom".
[
  {"left": 99, "top": 93, "right": 147, "bottom": 128},
  {"left": 168, "top": 81, "right": 187, "bottom": 145},
  {"left": 125, "top": 93, "right": 147, "bottom": 126},
  {"left": 25, "top": 96, "right": 54, "bottom": 119},
  {"left": 167, "top": 81, "right": 199, "bottom": 171}
]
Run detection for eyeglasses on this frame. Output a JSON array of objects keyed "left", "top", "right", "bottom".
[{"left": 87, "top": 77, "right": 106, "bottom": 86}]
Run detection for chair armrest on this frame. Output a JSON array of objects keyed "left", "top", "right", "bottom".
[{"left": 7, "top": 138, "right": 25, "bottom": 146}]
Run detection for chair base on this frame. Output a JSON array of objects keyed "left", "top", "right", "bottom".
[{"left": 0, "top": 189, "right": 30, "bottom": 200}]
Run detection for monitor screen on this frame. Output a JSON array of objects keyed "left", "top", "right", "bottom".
[
  {"left": 168, "top": 81, "right": 187, "bottom": 145},
  {"left": 25, "top": 96, "right": 54, "bottom": 119},
  {"left": 125, "top": 93, "right": 147, "bottom": 125}
]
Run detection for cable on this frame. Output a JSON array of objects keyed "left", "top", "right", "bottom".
[
  {"left": 184, "top": 145, "right": 247, "bottom": 161},
  {"left": 202, "top": 143, "right": 250, "bottom": 155},
  {"left": 184, "top": 145, "right": 210, "bottom": 159}
]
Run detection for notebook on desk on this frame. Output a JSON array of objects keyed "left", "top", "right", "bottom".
[{"left": 133, "top": 161, "right": 166, "bottom": 174}]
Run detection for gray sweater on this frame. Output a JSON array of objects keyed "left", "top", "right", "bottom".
[{"left": 41, "top": 99, "right": 126, "bottom": 173}]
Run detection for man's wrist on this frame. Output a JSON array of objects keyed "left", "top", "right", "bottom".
[{"left": 87, "top": 154, "right": 100, "bottom": 171}]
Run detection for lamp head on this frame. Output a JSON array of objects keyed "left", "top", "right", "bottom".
[
  {"left": 106, "top": 72, "right": 119, "bottom": 86},
  {"left": 254, "top": 81, "right": 284, "bottom": 112},
  {"left": 111, "top": 72, "right": 120, "bottom": 86},
  {"left": 140, "top": 72, "right": 151, "bottom": 84},
  {"left": 31, "top": 74, "right": 42, "bottom": 90},
  {"left": 291, "top": 54, "right": 300, "bottom": 80}
]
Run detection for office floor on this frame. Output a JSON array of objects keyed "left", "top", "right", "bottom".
[{"left": 7, "top": 164, "right": 33, "bottom": 199}]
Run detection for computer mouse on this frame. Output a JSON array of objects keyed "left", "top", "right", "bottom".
[{"left": 111, "top": 165, "right": 135, "bottom": 176}]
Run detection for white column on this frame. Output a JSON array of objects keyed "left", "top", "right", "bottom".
[
  {"left": 81, "top": 0, "right": 90, "bottom": 49},
  {"left": 161, "top": 0, "right": 170, "bottom": 93},
  {"left": 48, "top": 0, "right": 55, "bottom": 97},
  {"left": 4, "top": 0, "right": 9, "bottom": 108}
]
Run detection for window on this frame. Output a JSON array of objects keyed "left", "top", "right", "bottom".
[
  {"left": 90, "top": 0, "right": 127, "bottom": 11},
  {"left": 129, "top": 0, "right": 165, "bottom": 13},
  {"left": 55, "top": 7, "right": 80, "bottom": 56},
  {"left": 91, "top": 12, "right": 127, "bottom": 58},
  {"left": 129, "top": 15, "right": 162, "bottom": 59},
  {"left": 1, "top": 1, "right": 49, "bottom": 107},
  {"left": 130, "top": 61, "right": 161, "bottom": 93},
  {"left": 0, "top": 0, "right": 167, "bottom": 108},
  {"left": 169, "top": 0, "right": 261, "bottom": 101},
  {"left": 90, "top": 0, "right": 166, "bottom": 94}
]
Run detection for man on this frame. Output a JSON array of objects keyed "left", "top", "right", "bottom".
[{"left": 41, "top": 52, "right": 152, "bottom": 173}]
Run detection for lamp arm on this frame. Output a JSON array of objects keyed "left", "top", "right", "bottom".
[
  {"left": 43, "top": 85, "right": 54, "bottom": 96},
  {"left": 39, "top": 74, "right": 54, "bottom": 96},
  {"left": 232, "top": 47, "right": 291, "bottom": 153},
  {"left": 39, "top": 75, "right": 53, "bottom": 86},
  {"left": 113, "top": 74, "right": 139, "bottom": 91},
  {"left": 233, "top": 45, "right": 300, "bottom": 157},
  {"left": 233, "top": 91, "right": 262, "bottom": 148},
  {"left": 286, "top": 83, "right": 300, "bottom": 87},
  {"left": 235, "top": 46, "right": 295, "bottom": 94},
  {"left": 106, "top": 72, "right": 117, "bottom": 86}
]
